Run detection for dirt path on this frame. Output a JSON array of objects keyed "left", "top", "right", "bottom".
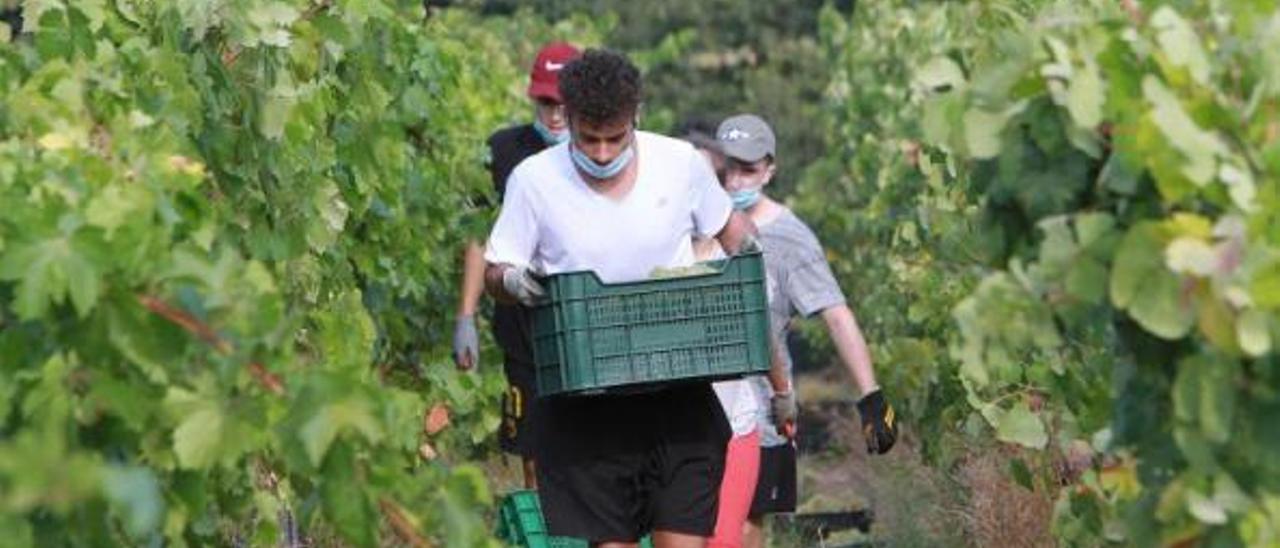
[
  {"left": 481, "top": 364, "right": 1055, "bottom": 547},
  {"left": 791, "top": 367, "right": 1054, "bottom": 548}
]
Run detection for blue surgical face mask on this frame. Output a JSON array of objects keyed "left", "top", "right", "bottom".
[
  {"left": 730, "top": 188, "right": 762, "bottom": 211},
  {"left": 570, "top": 141, "right": 635, "bottom": 180},
  {"left": 533, "top": 117, "right": 569, "bottom": 145}
]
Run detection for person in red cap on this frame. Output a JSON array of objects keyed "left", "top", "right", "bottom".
[{"left": 451, "top": 41, "right": 581, "bottom": 489}]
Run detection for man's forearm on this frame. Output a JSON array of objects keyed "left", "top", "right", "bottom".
[
  {"left": 484, "top": 262, "right": 516, "bottom": 304},
  {"left": 714, "top": 210, "right": 759, "bottom": 255},
  {"left": 767, "top": 330, "right": 790, "bottom": 393},
  {"left": 457, "top": 241, "right": 486, "bottom": 317},
  {"left": 823, "top": 305, "right": 879, "bottom": 397}
]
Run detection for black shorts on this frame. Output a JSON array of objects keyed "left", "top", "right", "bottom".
[
  {"left": 499, "top": 358, "right": 537, "bottom": 457},
  {"left": 749, "top": 444, "right": 797, "bottom": 516},
  {"left": 535, "top": 383, "right": 731, "bottom": 542}
]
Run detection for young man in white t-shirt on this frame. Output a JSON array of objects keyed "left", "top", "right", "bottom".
[{"left": 484, "top": 50, "right": 759, "bottom": 548}]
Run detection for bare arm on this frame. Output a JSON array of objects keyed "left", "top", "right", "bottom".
[
  {"left": 766, "top": 329, "right": 790, "bottom": 393},
  {"left": 484, "top": 262, "right": 516, "bottom": 304},
  {"left": 713, "top": 210, "right": 758, "bottom": 254},
  {"left": 451, "top": 241, "right": 488, "bottom": 370},
  {"left": 457, "top": 241, "right": 486, "bottom": 317},
  {"left": 691, "top": 237, "right": 723, "bottom": 262},
  {"left": 821, "top": 304, "right": 879, "bottom": 397},
  {"left": 765, "top": 327, "right": 798, "bottom": 439}
]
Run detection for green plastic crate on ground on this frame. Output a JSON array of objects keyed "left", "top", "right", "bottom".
[
  {"left": 531, "top": 251, "right": 770, "bottom": 396},
  {"left": 496, "top": 490, "right": 546, "bottom": 545},
  {"left": 497, "top": 490, "right": 653, "bottom": 548}
]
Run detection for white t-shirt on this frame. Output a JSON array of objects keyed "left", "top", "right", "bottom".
[
  {"left": 714, "top": 377, "right": 762, "bottom": 436},
  {"left": 486, "top": 131, "right": 755, "bottom": 434},
  {"left": 485, "top": 131, "right": 732, "bottom": 281}
]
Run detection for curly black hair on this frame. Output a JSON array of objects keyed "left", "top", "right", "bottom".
[{"left": 558, "top": 49, "right": 643, "bottom": 125}]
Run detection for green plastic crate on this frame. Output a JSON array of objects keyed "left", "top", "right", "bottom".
[
  {"left": 497, "top": 490, "right": 546, "bottom": 545},
  {"left": 531, "top": 251, "right": 770, "bottom": 396},
  {"left": 497, "top": 490, "right": 653, "bottom": 548}
]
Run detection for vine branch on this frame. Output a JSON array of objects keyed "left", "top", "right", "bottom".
[
  {"left": 379, "top": 498, "right": 434, "bottom": 548},
  {"left": 136, "top": 293, "right": 285, "bottom": 396}
]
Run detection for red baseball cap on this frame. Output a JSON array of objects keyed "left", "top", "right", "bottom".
[{"left": 527, "top": 41, "right": 581, "bottom": 102}]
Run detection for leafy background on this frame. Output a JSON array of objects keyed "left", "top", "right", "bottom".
[{"left": 1, "top": 0, "right": 1278, "bottom": 546}]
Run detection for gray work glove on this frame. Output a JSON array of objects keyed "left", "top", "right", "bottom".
[
  {"left": 771, "top": 389, "right": 798, "bottom": 440},
  {"left": 502, "top": 266, "right": 545, "bottom": 306},
  {"left": 452, "top": 314, "right": 479, "bottom": 371}
]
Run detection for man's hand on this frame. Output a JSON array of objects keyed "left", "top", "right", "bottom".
[
  {"left": 857, "top": 389, "right": 897, "bottom": 455},
  {"left": 735, "top": 232, "right": 762, "bottom": 255},
  {"left": 771, "top": 389, "right": 798, "bottom": 440},
  {"left": 502, "top": 266, "right": 545, "bottom": 306},
  {"left": 452, "top": 314, "right": 479, "bottom": 371},
  {"left": 714, "top": 210, "right": 760, "bottom": 256}
]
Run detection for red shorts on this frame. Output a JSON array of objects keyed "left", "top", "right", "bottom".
[{"left": 708, "top": 429, "right": 761, "bottom": 547}]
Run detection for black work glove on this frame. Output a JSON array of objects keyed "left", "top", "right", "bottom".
[{"left": 856, "top": 389, "right": 897, "bottom": 455}]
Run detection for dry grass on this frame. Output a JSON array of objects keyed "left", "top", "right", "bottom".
[
  {"left": 795, "top": 367, "right": 1057, "bottom": 548},
  {"left": 957, "top": 448, "right": 1055, "bottom": 548},
  {"left": 477, "top": 452, "right": 529, "bottom": 493}
]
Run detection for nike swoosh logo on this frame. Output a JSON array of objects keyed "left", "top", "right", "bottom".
[{"left": 546, "top": 61, "right": 565, "bottom": 71}]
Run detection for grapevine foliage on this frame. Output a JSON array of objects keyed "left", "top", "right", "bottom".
[
  {"left": 0, "top": 1, "right": 551, "bottom": 545},
  {"left": 807, "top": 0, "right": 1280, "bottom": 545}
]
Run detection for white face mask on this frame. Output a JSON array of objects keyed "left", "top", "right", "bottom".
[
  {"left": 570, "top": 139, "right": 635, "bottom": 179},
  {"left": 567, "top": 117, "right": 639, "bottom": 180},
  {"left": 533, "top": 116, "right": 569, "bottom": 145}
]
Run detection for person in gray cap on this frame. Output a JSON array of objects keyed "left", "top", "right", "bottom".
[{"left": 714, "top": 113, "right": 899, "bottom": 548}]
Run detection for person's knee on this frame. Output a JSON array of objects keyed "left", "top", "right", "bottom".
[
  {"left": 741, "top": 517, "right": 766, "bottom": 548},
  {"left": 651, "top": 530, "right": 707, "bottom": 548},
  {"left": 522, "top": 457, "right": 538, "bottom": 489}
]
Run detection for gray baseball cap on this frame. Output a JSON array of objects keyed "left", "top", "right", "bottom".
[{"left": 716, "top": 114, "right": 776, "bottom": 163}]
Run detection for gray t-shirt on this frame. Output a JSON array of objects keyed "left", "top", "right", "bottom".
[{"left": 753, "top": 208, "right": 846, "bottom": 446}]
